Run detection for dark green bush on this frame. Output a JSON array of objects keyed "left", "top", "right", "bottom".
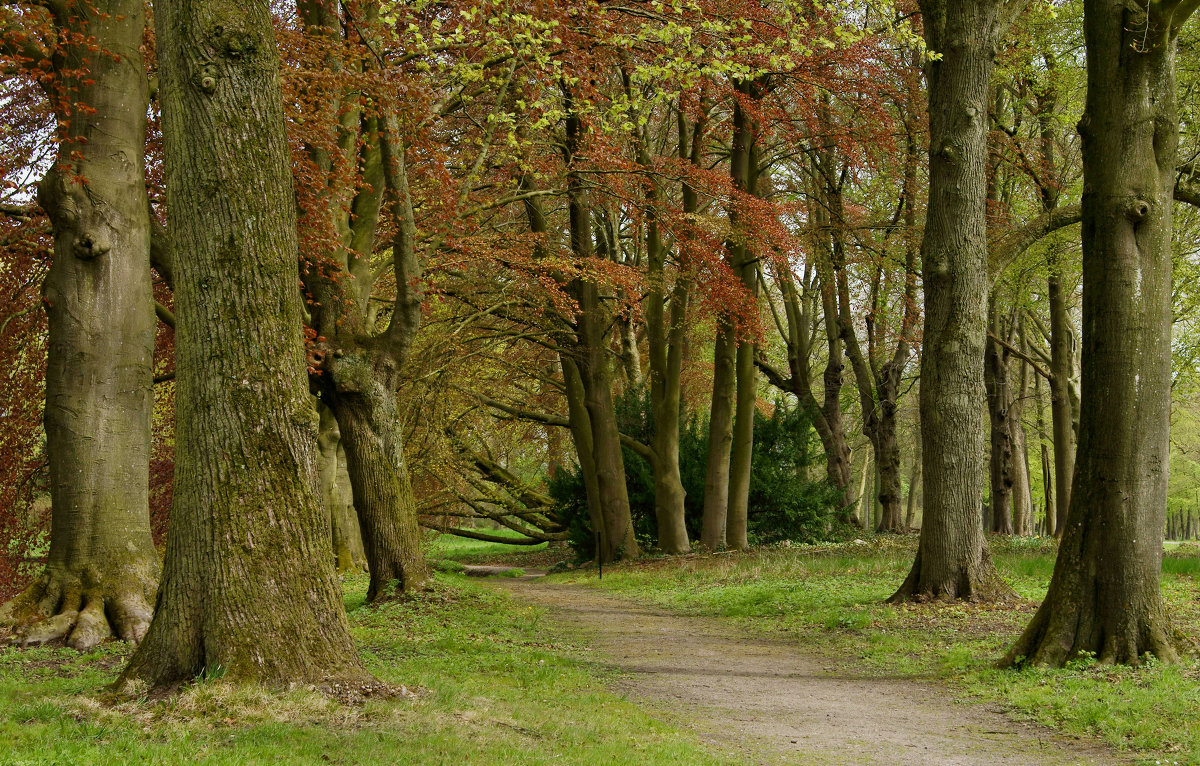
[{"left": 548, "top": 393, "right": 844, "bottom": 558}]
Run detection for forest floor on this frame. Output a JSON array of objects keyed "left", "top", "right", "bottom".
[
  {"left": 489, "top": 575, "right": 1125, "bottom": 765},
  {"left": 1, "top": 535, "right": 1199, "bottom": 763}
]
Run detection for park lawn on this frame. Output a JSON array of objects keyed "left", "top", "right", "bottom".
[
  {"left": 554, "top": 535, "right": 1200, "bottom": 766},
  {"left": 0, "top": 573, "right": 723, "bottom": 766}
]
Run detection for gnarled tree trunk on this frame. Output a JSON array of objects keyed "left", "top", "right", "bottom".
[
  {"left": 117, "top": 0, "right": 367, "bottom": 689},
  {"left": 322, "top": 352, "right": 427, "bottom": 600},
  {"left": 0, "top": 0, "right": 159, "bottom": 651}
]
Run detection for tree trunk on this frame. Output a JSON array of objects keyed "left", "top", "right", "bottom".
[
  {"left": 905, "top": 443, "right": 922, "bottom": 530},
  {"left": 118, "top": 0, "right": 366, "bottom": 688},
  {"left": 874, "top": 408, "right": 905, "bottom": 533},
  {"left": 1034, "top": 368, "right": 1055, "bottom": 536},
  {"left": 985, "top": 319, "right": 1014, "bottom": 535},
  {"left": 728, "top": 302, "right": 756, "bottom": 551},
  {"left": 1047, "top": 267, "right": 1077, "bottom": 538},
  {"left": 577, "top": 326, "right": 640, "bottom": 562},
  {"left": 562, "top": 356, "right": 607, "bottom": 561},
  {"left": 333, "top": 445, "right": 367, "bottom": 571},
  {"left": 767, "top": 264, "right": 854, "bottom": 516},
  {"left": 1005, "top": 0, "right": 1193, "bottom": 666},
  {"left": 726, "top": 91, "right": 761, "bottom": 552},
  {"left": 562, "top": 105, "right": 639, "bottom": 564},
  {"left": 1010, "top": 355, "right": 1033, "bottom": 535},
  {"left": 0, "top": 0, "right": 159, "bottom": 650},
  {"left": 641, "top": 108, "right": 699, "bottom": 556},
  {"left": 647, "top": 272, "right": 691, "bottom": 554},
  {"left": 318, "top": 405, "right": 369, "bottom": 572},
  {"left": 701, "top": 324, "right": 736, "bottom": 549},
  {"left": 856, "top": 450, "right": 873, "bottom": 530},
  {"left": 325, "top": 364, "right": 428, "bottom": 600},
  {"left": 891, "top": 0, "right": 1020, "bottom": 603}
]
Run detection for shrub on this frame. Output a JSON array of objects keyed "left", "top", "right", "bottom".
[{"left": 548, "top": 394, "right": 843, "bottom": 558}]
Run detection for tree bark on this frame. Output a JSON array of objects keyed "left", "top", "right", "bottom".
[
  {"left": 726, "top": 90, "right": 762, "bottom": 552},
  {"left": 1034, "top": 371, "right": 1055, "bottom": 536},
  {"left": 905, "top": 441, "right": 922, "bottom": 530},
  {"left": 1005, "top": 0, "right": 1194, "bottom": 666},
  {"left": 984, "top": 307, "right": 1014, "bottom": 536},
  {"left": 640, "top": 107, "right": 700, "bottom": 555},
  {"left": 763, "top": 264, "right": 855, "bottom": 517},
  {"left": 318, "top": 404, "right": 368, "bottom": 572},
  {"left": 561, "top": 356, "right": 607, "bottom": 560},
  {"left": 891, "top": 0, "right": 1022, "bottom": 603},
  {"left": 326, "top": 362, "right": 427, "bottom": 600},
  {"left": 1047, "top": 266, "right": 1077, "bottom": 537},
  {"left": 1010, "top": 355, "right": 1033, "bottom": 535},
  {"left": 297, "top": 3, "right": 427, "bottom": 599},
  {"left": 701, "top": 324, "right": 736, "bottom": 549},
  {"left": 118, "top": 0, "right": 366, "bottom": 689},
  {"left": 333, "top": 445, "right": 368, "bottom": 571},
  {"left": 563, "top": 105, "right": 639, "bottom": 562},
  {"left": 0, "top": 0, "right": 159, "bottom": 650}
]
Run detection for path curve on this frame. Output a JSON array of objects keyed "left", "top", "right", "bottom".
[{"left": 490, "top": 578, "right": 1129, "bottom": 766}]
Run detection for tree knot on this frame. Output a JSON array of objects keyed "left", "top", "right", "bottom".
[{"left": 1126, "top": 198, "right": 1152, "bottom": 222}]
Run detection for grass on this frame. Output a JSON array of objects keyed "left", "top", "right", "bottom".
[
  {"left": 0, "top": 573, "right": 725, "bottom": 766},
  {"left": 428, "top": 530, "right": 567, "bottom": 571},
  {"left": 552, "top": 534, "right": 1200, "bottom": 765}
]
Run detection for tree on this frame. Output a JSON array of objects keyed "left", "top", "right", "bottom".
[
  {"left": 1004, "top": 0, "right": 1199, "bottom": 666},
  {"left": 292, "top": 1, "right": 429, "bottom": 601},
  {"left": 117, "top": 0, "right": 366, "bottom": 688},
  {"left": 891, "top": 0, "right": 1029, "bottom": 602},
  {"left": 0, "top": 0, "right": 159, "bottom": 649}
]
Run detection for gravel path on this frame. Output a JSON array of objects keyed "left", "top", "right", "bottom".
[{"left": 490, "top": 577, "right": 1130, "bottom": 766}]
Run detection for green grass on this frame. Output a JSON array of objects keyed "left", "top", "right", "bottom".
[
  {"left": 554, "top": 535, "right": 1200, "bottom": 765},
  {"left": 0, "top": 574, "right": 725, "bottom": 766},
  {"left": 427, "top": 530, "right": 550, "bottom": 562}
]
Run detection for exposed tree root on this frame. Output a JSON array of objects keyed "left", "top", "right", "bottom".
[{"left": 0, "top": 566, "right": 155, "bottom": 651}]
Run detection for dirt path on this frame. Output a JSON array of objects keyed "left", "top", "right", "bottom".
[{"left": 488, "top": 577, "right": 1129, "bottom": 766}]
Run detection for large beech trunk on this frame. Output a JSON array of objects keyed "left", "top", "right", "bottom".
[
  {"left": 1005, "top": 0, "right": 1193, "bottom": 666},
  {"left": 117, "top": 0, "right": 366, "bottom": 688},
  {"left": 561, "top": 356, "right": 608, "bottom": 559},
  {"left": 725, "top": 93, "right": 761, "bottom": 551},
  {"left": 641, "top": 109, "right": 698, "bottom": 556},
  {"left": 0, "top": 0, "right": 159, "bottom": 651},
  {"left": 891, "top": 0, "right": 1020, "bottom": 603}
]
